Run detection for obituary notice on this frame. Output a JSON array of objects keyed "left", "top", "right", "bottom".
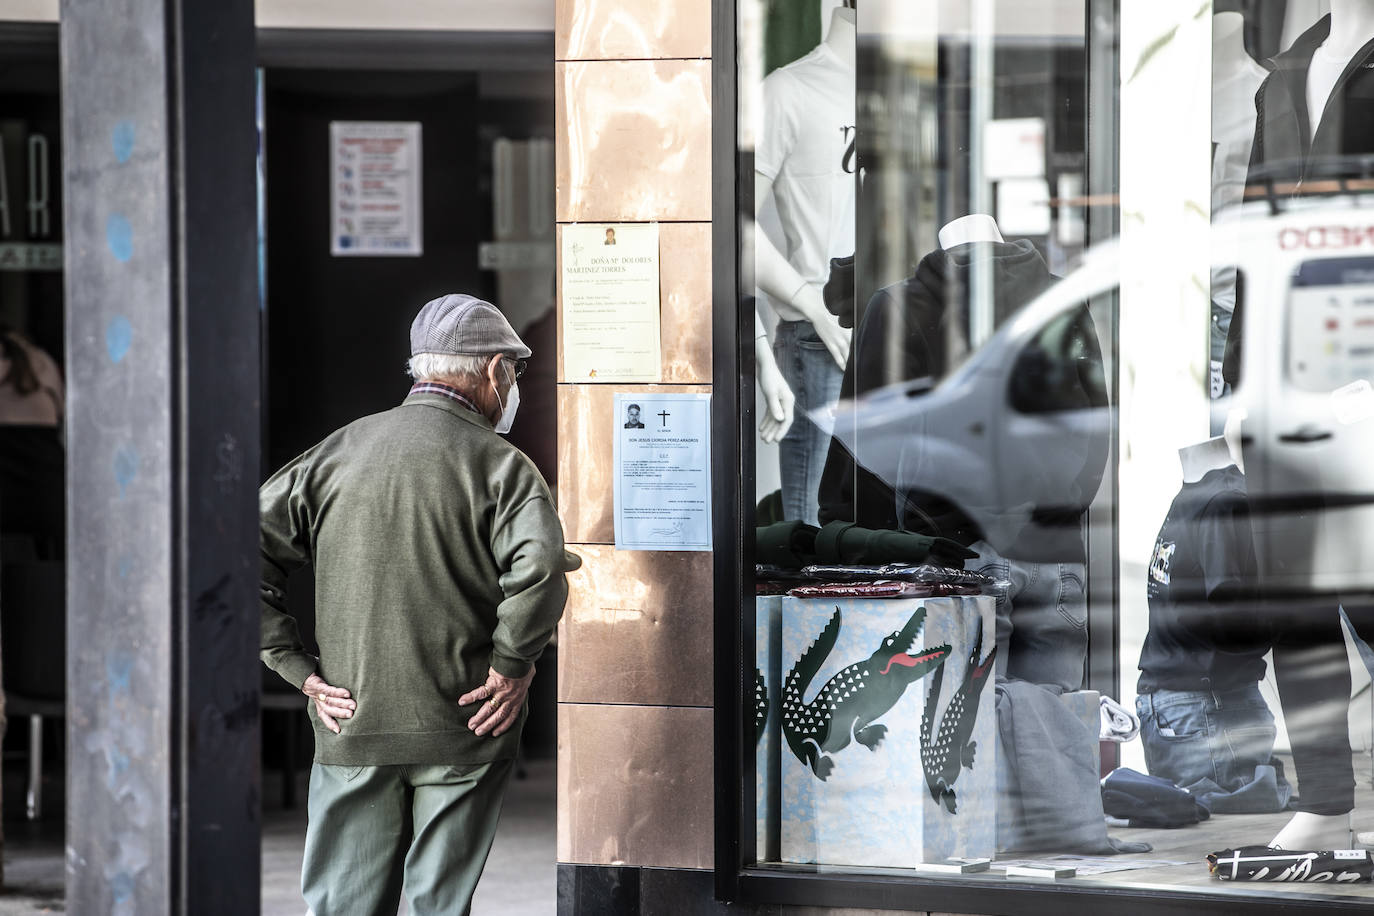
[
  {"left": 613, "top": 393, "right": 712, "bottom": 551},
  {"left": 561, "top": 223, "right": 661, "bottom": 382}
]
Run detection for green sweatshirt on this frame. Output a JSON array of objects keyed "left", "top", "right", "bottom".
[{"left": 259, "top": 390, "right": 578, "bottom": 766}]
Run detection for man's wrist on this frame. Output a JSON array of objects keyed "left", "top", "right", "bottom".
[{"left": 490, "top": 653, "right": 532, "bottom": 680}]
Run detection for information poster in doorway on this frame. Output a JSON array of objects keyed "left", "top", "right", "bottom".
[
  {"left": 329, "top": 121, "right": 423, "bottom": 257},
  {"left": 560, "top": 223, "right": 661, "bottom": 381}
]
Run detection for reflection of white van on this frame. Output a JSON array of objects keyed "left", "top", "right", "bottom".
[
  {"left": 824, "top": 196, "right": 1374, "bottom": 587},
  {"left": 822, "top": 253, "right": 1113, "bottom": 564},
  {"left": 1221, "top": 199, "right": 1374, "bottom": 596}
]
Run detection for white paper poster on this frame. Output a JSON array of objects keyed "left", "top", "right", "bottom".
[
  {"left": 613, "top": 393, "right": 712, "bottom": 551},
  {"left": 330, "top": 121, "right": 423, "bottom": 257},
  {"left": 561, "top": 223, "right": 661, "bottom": 382}
]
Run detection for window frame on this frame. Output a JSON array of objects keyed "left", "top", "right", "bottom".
[{"left": 709, "top": 0, "right": 1368, "bottom": 912}]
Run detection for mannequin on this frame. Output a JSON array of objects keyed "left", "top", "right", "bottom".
[
  {"left": 938, "top": 213, "right": 1004, "bottom": 249},
  {"left": 1306, "top": 0, "right": 1374, "bottom": 141},
  {"left": 1177, "top": 435, "right": 1238, "bottom": 484},
  {"left": 754, "top": 2, "right": 856, "bottom": 525},
  {"left": 1133, "top": 423, "right": 1295, "bottom": 815},
  {"left": 1231, "top": 6, "right": 1374, "bottom": 852},
  {"left": 756, "top": 309, "right": 793, "bottom": 443},
  {"left": 753, "top": 4, "right": 855, "bottom": 366}
]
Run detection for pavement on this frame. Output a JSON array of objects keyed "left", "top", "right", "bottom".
[{"left": 0, "top": 757, "right": 558, "bottom": 915}]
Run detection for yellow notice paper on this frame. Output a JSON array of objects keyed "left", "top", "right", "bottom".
[{"left": 561, "top": 223, "right": 661, "bottom": 382}]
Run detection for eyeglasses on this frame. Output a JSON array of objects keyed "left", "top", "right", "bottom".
[{"left": 506, "top": 357, "right": 528, "bottom": 380}]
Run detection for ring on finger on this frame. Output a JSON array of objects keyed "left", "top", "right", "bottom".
[{"left": 489, "top": 697, "right": 500, "bottom": 707}]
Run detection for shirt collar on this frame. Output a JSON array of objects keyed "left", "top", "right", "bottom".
[{"left": 408, "top": 380, "right": 482, "bottom": 415}]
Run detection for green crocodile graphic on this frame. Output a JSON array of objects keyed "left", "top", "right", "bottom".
[
  {"left": 782, "top": 606, "right": 950, "bottom": 781},
  {"left": 920, "top": 616, "right": 996, "bottom": 814}
]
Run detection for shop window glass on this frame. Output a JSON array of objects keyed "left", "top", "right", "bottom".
[
  {"left": 1008, "top": 307, "right": 1108, "bottom": 414},
  {"left": 735, "top": 0, "right": 1374, "bottom": 907}
]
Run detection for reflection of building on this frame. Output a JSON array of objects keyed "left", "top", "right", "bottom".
[{"left": 6, "top": 0, "right": 1374, "bottom": 912}]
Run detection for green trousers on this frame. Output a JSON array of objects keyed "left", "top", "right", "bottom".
[{"left": 301, "top": 758, "right": 515, "bottom": 916}]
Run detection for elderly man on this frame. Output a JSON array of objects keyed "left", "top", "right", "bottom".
[{"left": 259, "top": 294, "right": 577, "bottom": 915}]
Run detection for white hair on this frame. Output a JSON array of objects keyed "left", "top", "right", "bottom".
[{"left": 407, "top": 352, "right": 493, "bottom": 383}]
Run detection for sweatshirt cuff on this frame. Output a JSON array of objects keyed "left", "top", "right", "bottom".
[
  {"left": 268, "top": 653, "right": 318, "bottom": 692},
  {"left": 491, "top": 652, "right": 533, "bottom": 680}
]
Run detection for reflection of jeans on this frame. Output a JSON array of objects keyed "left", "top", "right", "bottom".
[
  {"left": 774, "top": 320, "right": 843, "bottom": 525},
  {"left": 1136, "top": 685, "right": 1291, "bottom": 813},
  {"left": 970, "top": 539, "right": 1087, "bottom": 691}
]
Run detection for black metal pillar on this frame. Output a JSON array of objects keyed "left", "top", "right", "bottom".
[{"left": 60, "top": 0, "right": 260, "bottom": 912}]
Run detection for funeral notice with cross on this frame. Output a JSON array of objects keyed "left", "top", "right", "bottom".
[
  {"left": 561, "top": 223, "right": 661, "bottom": 381},
  {"left": 613, "top": 393, "right": 712, "bottom": 551}
]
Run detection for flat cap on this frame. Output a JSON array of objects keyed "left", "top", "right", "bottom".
[{"left": 410, "top": 293, "right": 531, "bottom": 359}]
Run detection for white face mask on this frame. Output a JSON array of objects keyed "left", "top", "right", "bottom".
[{"left": 493, "top": 363, "right": 520, "bottom": 434}]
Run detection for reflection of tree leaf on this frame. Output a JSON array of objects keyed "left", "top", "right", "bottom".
[
  {"left": 1193, "top": 1, "right": 1210, "bottom": 20},
  {"left": 1185, "top": 200, "right": 1207, "bottom": 220},
  {"left": 1128, "top": 25, "right": 1179, "bottom": 84},
  {"left": 1191, "top": 274, "right": 1208, "bottom": 297}
]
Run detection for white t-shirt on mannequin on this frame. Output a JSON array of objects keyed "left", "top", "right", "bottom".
[
  {"left": 1307, "top": 39, "right": 1349, "bottom": 140},
  {"left": 755, "top": 42, "right": 856, "bottom": 323}
]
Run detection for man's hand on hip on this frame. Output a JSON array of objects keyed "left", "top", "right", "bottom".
[
  {"left": 303, "top": 673, "right": 355, "bottom": 735},
  {"left": 460, "top": 666, "right": 535, "bottom": 738}
]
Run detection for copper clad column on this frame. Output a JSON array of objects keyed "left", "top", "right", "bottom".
[
  {"left": 60, "top": 0, "right": 260, "bottom": 912},
  {"left": 555, "top": 0, "right": 718, "bottom": 893}
]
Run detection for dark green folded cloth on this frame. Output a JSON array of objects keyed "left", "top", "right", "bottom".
[
  {"left": 814, "top": 521, "right": 977, "bottom": 566},
  {"left": 755, "top": 520, "right": 819, "bottom": 569},
  {"left": 756, "top": 489, "right": 787, "bottom": 528}
]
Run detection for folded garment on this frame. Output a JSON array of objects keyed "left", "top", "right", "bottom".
[
  {"left": 996, "top": 679, "right": 1152, "bottom": 855},
  {"left": 1100, "top": 767, "right": 1209, "bottom": 828},
  {"left": 756, "top": 489, "right": 786, "bottom": 527},
  {"left": 756, "top": 581, "right": 793, "bottom": 596},
  {"left": 1207, "top": 846, "right": 1374, "bottom": 882},
  {"left": 823, "top": 254, "right": 855, "bottom": 328},
  {"left": 757, "top": 520, "right": 977, "bottom": 570},
  {"left": 1099, "top": 696, "right": 1140, "bottom": 742},
  {"left": 801, "top": 563, "right": 1005, "bottom": 593},
  {"left": 755, "top": 564, "right": 813, "bottom": 582},
  {"left": 788, "top": 580, "right": 960, "bottom": 599},
  {"left": 755, "top": 520, "right": 819, "bottom": 569},
  {"left": 813, "top": 521, "right": 978, "bottom": 566}
]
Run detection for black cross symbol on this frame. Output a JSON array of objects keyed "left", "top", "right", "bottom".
[{"left": 657, "top": 410, "right": 671, "bottom": 427}]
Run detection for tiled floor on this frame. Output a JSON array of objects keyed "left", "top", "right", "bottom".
[{"left": 0, "top": 758, "right": 557, "bottom": 915}]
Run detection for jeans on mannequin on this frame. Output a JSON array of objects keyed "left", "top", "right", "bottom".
[
  {"left": 773, "top": 319, "right": 843, "bottom": 526},
  {"left": 1136, "top": 685, "right": 1292, "bottom": 813}
]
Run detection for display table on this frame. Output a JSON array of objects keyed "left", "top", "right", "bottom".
[{"left": 756, "top": 594, "right": 997, "bottom": 868}]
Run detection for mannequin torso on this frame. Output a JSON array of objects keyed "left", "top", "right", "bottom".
[{"left": 1302, "top": 1, "right": 1374, "bottom": 145}]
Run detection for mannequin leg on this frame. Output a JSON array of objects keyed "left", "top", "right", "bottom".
[{"left": 1268, "top": 599, "right": 1355, "bottom": 847}]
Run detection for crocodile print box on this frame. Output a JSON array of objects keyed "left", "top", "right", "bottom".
[{"left": 777, "top": 595, "right": 997, "bottom": 867}]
